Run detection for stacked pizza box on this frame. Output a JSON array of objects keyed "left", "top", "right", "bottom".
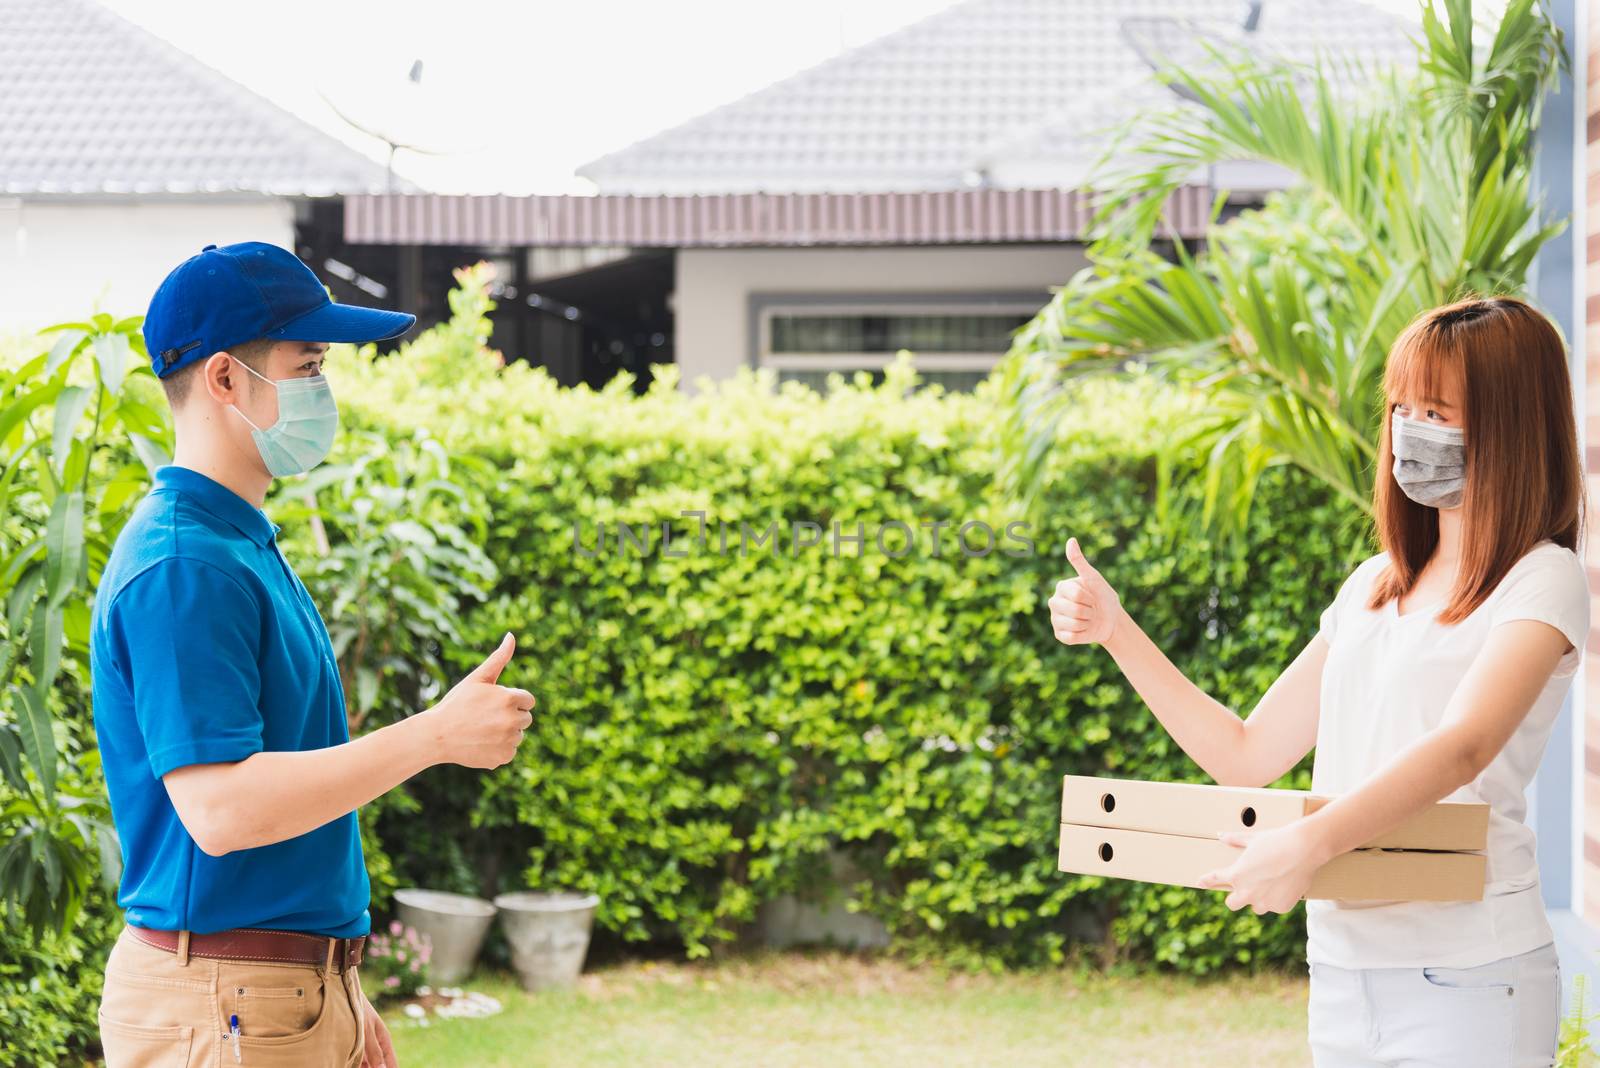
[{"left": 1057, "top": 775, "right": 1489, "bottom": 901}]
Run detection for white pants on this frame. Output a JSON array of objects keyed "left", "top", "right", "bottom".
[{"left": 1307, "top": 942, "right": 1560, "bottom": 1067}]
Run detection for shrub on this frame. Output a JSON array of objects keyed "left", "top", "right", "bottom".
[
  {"left": 0, "top": 888, "right": 119, "bottom": 1067},
  {"left": 0, "top": 315, "right": 155, "bottom": 937},
  {"left": 360, "top": 920, "right": 433, "bottom": 1002},
  {"left": 0, "top": 270, "right": 1370, "bottom": 1068},
  {"left": 309, "top": 272, "right": 1367, "bottom": 973}
]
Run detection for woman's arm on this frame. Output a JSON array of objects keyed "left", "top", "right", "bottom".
[
  {"left": 1197, "top": 618, "right": 1574, "bottom": 913},
  {"left": 1300, "top": 618, "right": 1571, "bottom": 857},
  {"left": 1050, "top": 537, "right": 1324, "bottom": 787}
]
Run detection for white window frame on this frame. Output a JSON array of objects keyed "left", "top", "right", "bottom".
[{"left": 754, "top": 299, "right": 1042, "bottom": 375}]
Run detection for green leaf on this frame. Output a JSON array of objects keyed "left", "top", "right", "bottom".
[
  {"left": 0, "top": 379, "right": 63, "bottom": 450},
  {"left": 93, "top": 331, "right": 134, "bottom": 397},
  {"left": 0, "top": 436, "right": 44, "bottom": 519},
  {"left": 0, "top": 534, "right": 45, "bottom": 591},
  {"left": 0, "top": 833, "right": 32, "bottom": 900},
  {"left": 0, "top": 725, "right": 26, "bottom": 792},
  {"left": 98, "top": 476, "right": 145, "bottom": 517},
  {"left": 128, "top": 431, "right": 171, "bottom": 476},
  {"left": 114, "top": 395, "right": 170, "bottom": 439},
  {"left": 15, "top": 686, "right": 55, "bottom": 799},
  {"left": 6, "top": 562, "right": 43, "bottom": 635},
  {"left": 40, "top": 835, "right": 60, "bottom": 897},
  {"left": 43, "top": 491, "right": 85, "bottom": 609},
  {"left": 63, "top": 598, "right": 91, "bottom": 647},
  {"left": 50, "top": 385, "right": 91, "bottom": 480},
  {"left": 356, "top": 666, "right": 379, "bottom": 717},
  {"left": 44, "top": 329, "right": 86, "bottom": 377},
  {"left": 28, "top": 601, "right": 62, "bottom": 695},
  {"left": 61, "top": 436, "right": 91, "bottom": 490},
  {"left": 96, "top": 822, "right": 123, "bottom": 889},
  {"left": 38, "top": 319, "right": 96, "bottom": 334}
]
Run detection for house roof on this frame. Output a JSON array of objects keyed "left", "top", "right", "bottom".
[
  {"left": 979, "top": 2, "right": 1417, "bottom": 188},
  {"left": 0, "top": 0, "right": 401, "bottom": 197},
  {"left": 577, "top": 0, "right": 1417, "bottom": 195}
]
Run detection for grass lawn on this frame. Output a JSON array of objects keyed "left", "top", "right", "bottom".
[{"left": 385, "top": 952, "right": 1311, "bottom": 1067}]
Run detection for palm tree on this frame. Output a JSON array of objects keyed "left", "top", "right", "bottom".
[{"left": 997, "top": 0, "right": 1566, "bottom": 543}]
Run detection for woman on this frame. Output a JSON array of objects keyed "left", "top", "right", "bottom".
[{"left": 1048, "top": 296, "right": 1588, "bottom": 1066}]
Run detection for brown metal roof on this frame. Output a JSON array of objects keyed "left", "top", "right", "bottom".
[{"left": 343, "top": 187, "right": 1218, "bottom": 248}]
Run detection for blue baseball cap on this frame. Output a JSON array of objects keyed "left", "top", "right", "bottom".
[{"left": 143, "top": 241, "right": 416, "bottom": 378}]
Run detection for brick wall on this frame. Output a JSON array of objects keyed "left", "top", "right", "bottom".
[{"left": 1583, "top": 0, "right": 1600, "bottom": 923}]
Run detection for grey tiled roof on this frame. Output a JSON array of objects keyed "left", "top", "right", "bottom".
[
  {"left": 979, "top": 0, "right": 1417, "bottom": 186},
  {"left": 578, "top": 0, "right": 1417, "bottom": 195},
  {"left": 0, "top": 0, "right": 401, "bottom": 196}
]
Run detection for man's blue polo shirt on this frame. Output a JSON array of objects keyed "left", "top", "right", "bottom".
[{"left": 90, "top": 465, "right": 369, "bottom": 937}]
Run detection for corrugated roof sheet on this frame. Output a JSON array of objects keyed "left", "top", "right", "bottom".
[
  {"left": 0, "top": 0, "right": 403, "bottom": 196},
  {"left": 343, "top": 186, "right": 1219, "bottom": 246},
  {"left": 577, "top": 0, "right": 1416, "bottom": 195}
]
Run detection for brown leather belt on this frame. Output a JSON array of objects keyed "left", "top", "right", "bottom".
[{"left": 130, "top": 925, "right": 366, "bottom": 973}]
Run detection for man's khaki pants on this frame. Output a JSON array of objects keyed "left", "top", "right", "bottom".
[{"left": 99, "top": 926, "right": 366, "bottom": 1068}]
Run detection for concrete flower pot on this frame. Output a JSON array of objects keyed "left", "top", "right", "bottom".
[
  {"left": 757, "top": 849, "right": 889, "bottom": 950},
  {"left": 493, "top": 891, "right": 599, "bottom": 991},
  {"left": 392, "top": 889, "right": 497, "bottom": 985}
]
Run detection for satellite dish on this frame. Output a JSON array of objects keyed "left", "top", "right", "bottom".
[{"left": 318, "top": 58, "right": 495, "bottom": 190}]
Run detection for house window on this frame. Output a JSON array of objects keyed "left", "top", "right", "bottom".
[{"left": 755, "top": 299, "right": 1040, "bottom": 392}]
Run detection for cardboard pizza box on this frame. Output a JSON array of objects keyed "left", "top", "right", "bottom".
[
  {"left": 1061, "top": 775, "right": 1488, "bottom": 852},
  {"left": 1058, "top": 824, "right": 1486, "bottom": 902}
]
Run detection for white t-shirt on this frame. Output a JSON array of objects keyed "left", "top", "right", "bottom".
[{"left": 1306, "top": 539, "right": 1589, "bottom": 970}]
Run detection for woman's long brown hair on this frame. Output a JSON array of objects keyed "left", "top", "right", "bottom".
[{"left": 1368, "top": 295, "right": 1583, "bottom": 624}]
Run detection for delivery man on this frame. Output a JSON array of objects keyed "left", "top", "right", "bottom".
[{"left": 90, "top": 242, "right": 535, "bottom": 1067}]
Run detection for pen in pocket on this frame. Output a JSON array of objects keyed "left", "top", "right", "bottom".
[{"left": 229, "top": 1013, "right": 242, "bottom": 1063}]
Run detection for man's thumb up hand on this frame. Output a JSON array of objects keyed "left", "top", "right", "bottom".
[
  {"left": 1048, "top": 537, "right": 1124, "bottom": 647},
  {"left": 429, "top": 633, "right": 535, "bottom": 771}
]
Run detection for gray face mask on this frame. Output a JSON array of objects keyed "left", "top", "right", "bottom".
[{"left": 1390, "top": 410, "right": 1465, "bottom": 509}]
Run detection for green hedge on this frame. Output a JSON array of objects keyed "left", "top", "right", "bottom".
[
  {"left": 0, "top": 889, "right": 118, "bottom": 1066},
  {"left": 0, "top": 277, "right": 1370, "bottom": 1068},
  {"left": 298, "top": 300, "right": 1367, "bottom": 975}
]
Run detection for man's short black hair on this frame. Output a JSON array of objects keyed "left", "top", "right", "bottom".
[{"left": 161, "top": 337, "right": 276, "bottom": 408}]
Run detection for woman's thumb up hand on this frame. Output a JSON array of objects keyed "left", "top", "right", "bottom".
[{"left": 1049, "top": 537, "right": 1123, "bottom": 647}]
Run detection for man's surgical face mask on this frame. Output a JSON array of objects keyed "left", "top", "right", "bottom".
[
  {"left": 1390, "top": 409, "right": 1465, "bottom": 509},
  {"left": 230, "top": 360, "right": 339, "bottom": 478}
]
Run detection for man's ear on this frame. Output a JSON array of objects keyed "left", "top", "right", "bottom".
[{"left": 200, "top": 351, "right": 241, "bottom": 405}]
